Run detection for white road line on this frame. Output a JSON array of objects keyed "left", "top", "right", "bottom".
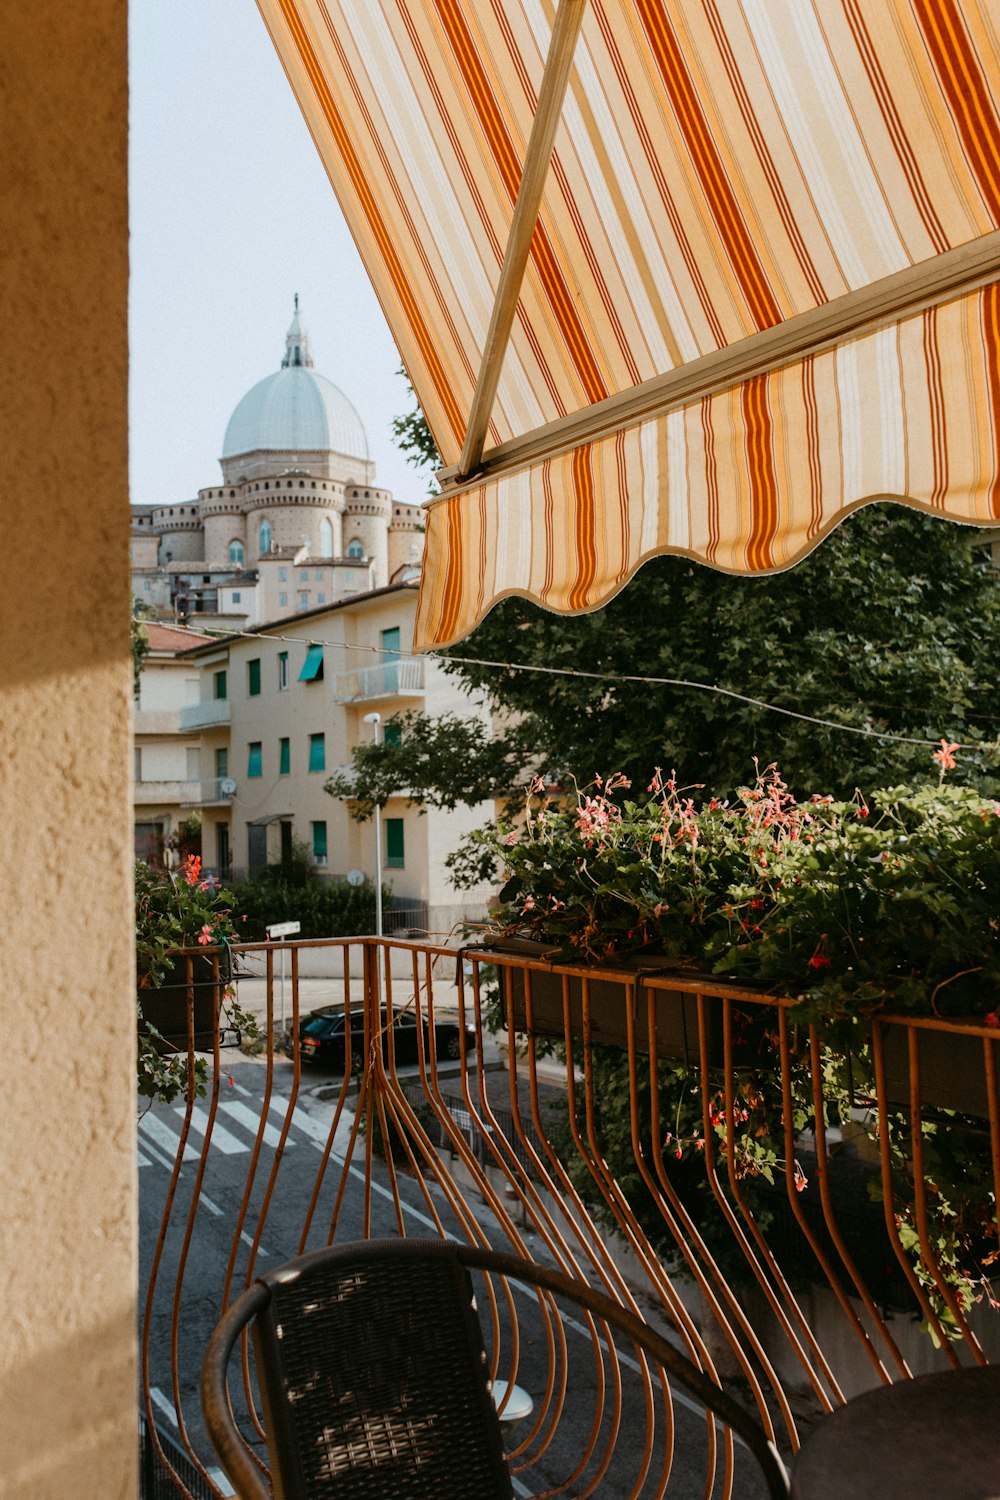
[
  {"left": 177, "top": 1105, "right": 247, "bottom": 1155},
  {"left": 149, "top": 1386, "right": 178, "bottom": 1428},
  {"left": 139, "top": 1114, "right": 198, "bottom": 1163},
  {"left": 138, "top": 1150, "right": 153, "bottom": 1168},
  {"left": 221, "top": 1099, "right": 290, "bottom": 1149}
]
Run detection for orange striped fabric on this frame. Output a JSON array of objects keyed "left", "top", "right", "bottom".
[{"left": 255, "top": 0, "right": 1000, "bottom": 649}]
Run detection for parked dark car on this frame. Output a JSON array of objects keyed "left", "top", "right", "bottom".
[{"left": 291, "top": 1005, "right": 476, "bottom": 1070}]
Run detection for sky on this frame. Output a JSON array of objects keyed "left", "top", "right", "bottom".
[{"left": 128, "top": 0, "right": 436, "bottom": 508}]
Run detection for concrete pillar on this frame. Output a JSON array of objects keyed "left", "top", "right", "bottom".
[{"left": 0, "top": 3, "right": 136, "bottom": 1496}]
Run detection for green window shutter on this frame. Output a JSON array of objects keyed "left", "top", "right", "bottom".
[
  {"left": 309, "top": 733, "right": 326, "bottom": 772},
  {"left": 383, "top": 723, "right": 403, "bottom": 748},
  {"left": 248, "top": 658, "right": 261, "bottom": 696},
  {"left": 311, "top": 821, "right": 328, "bottom": 861},
  {"left": 247, "top": 742, "right": 263, "bottom": 778},
  {"left": 279, "top": 737, "right": 290, "bottom": 775},
  {"left": 298, "top": 644, "right": 324, "bottom": 682},
  {"left": 386, "top": 818, "right": 405, "bottom": 868},
  {"left": 213, "top": 669, "right": 227, "bottom": 700}
]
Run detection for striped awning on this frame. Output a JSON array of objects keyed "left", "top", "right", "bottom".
[{"left": 257, "top": 1, "right": 1000, "bottom": 649}]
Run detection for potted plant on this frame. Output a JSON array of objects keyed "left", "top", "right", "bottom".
[
  {"left": 470, "top": 763, "right": 1000, "bottom": 1334},
  {"left": 473, "top": 766, "right": 1000, "bottom": 1092},
  {"left": 136, "top": 855, "right": 255, "bottom": 1103}
]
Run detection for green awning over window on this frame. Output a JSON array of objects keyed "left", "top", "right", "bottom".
[{"left": 298, "top": 644, "right": 324, "bottom": 682}]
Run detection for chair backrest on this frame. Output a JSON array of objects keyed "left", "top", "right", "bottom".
[{"left": 250, "top": 1238, "right": 514, "bottom": 1500}]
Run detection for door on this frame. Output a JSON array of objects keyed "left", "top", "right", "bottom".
[{"left": 248, "top": 824, "right": 267, "bottom": 874}]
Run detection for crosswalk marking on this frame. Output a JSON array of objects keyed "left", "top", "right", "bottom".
[
  {"left": 221, "top": 1099, "right": 291, "bottom": 1149},
  {"left": 149, "top": 1386, "right": 178, "bottom": 1428},
  {"left": 138, "top": 1150, "right": 153, "bottom": 1168},
  {"left": 176, "top": 1105, "right": 246, "bottom": 1155},
  {"left": 139, "top": 1113, "right": 199, "bottom": 1163}
]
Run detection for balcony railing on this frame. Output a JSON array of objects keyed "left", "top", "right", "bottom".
[
  {"left": 179, "top": 777, "right": 235, "bottom": 808},
  {"left": 139, "top": 937, "right": 1000, "bottom": 1498},
  {"left": 179, "top": 699, "right": 231, "bottom": 730},
  {"left": 331, "top": 657, "right": 425, "bottom": 702}
]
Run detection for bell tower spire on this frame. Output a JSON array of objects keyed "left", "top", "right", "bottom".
[{"left": 281, "top": 293, "right": 313, "bottom": 369}]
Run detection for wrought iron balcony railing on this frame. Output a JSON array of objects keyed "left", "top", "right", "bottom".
[{"left": 138, "top": 937, "right": 1000, "bottom": 1498}]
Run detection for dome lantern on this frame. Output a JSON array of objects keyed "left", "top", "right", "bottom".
[{"left": 281, "top": 293, "right": 313, "bottom": 369}]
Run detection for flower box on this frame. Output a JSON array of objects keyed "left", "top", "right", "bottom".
[
  {"left": 139, "top": 950, "right": 233, "bottom": 1054},
  {"left": 479, "top": 938, "right": 769, "bottom": 1070},
  {"left": 877, "top": 1022, "right": 999, "bottom": 1117}
]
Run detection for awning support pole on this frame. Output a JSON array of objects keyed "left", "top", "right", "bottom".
[{"left": 456, "top": 0, "right": 588, "bottom": 482}]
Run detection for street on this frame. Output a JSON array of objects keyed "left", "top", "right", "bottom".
[{"left": 139, "top": 1051, "right": 770, "bottom": 1498}]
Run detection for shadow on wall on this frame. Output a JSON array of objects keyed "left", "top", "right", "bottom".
[{"left": 0, "top": 1305, "right": 136, "bottom": 1500}]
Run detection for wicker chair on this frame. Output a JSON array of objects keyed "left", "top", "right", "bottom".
[{"left": 201, "top": 1237, "right": 790, "bottom": 1499}]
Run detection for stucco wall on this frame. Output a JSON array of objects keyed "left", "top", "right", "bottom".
[{"left": 0, "top": 3, "right": 136, "bottom": 1497}]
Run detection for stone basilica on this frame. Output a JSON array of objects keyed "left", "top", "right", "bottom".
[{"left": 130, "top": 300, "right": 425, "bottom": 626}]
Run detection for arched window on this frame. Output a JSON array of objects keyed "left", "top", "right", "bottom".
[
  {"left": 259, "top": 519, "right": 273, "bottom": 555},
  {"left": 319, "top": 518, "right": 333, "bottom": 556},
  {"left": 228, "top": 539, "right": 244, "bottom": 565},
  {"left": 346, "top": 537, "right": 365, "bottom": 560}
]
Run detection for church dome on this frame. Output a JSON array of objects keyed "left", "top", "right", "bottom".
[{"left": 222, "top": 301, "right": 369, "bottom": 462}]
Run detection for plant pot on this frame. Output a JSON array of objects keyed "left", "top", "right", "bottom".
[
  {"left": 138, "top": 950, "right": 233, "bottom": 1053},
  {"left": 478, "top": 939, "right": 765, "bottom": 1070},
  {"left": 877, "top": 1022, "right": 999, "bottom": 1117}
]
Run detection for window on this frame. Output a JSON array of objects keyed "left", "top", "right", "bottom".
[
  {"left": 278, "top": 651, "right": 288, "bottom": 689},
  {"left": 259, "top": 519, "right": 273, "bottom": 554},
  {"left": 278, "top": 566, "right": 287, "bottom": 582},
  {"left": 386, "top": 818, "right": 405, "bottom": 868},
  {"left": 319, "top": 518, "right": 333, "bottom": 555},
  {"left": 247, "top": 742, "right": 263, "bottom": 778},
  {"left": 346, "top": 538, "right": 365, "bottom": 559},
  {"left": 300, "top": 570, "right": 309, "bottom": 582},
  {"left": 308, "top": 733, "right": 326, "bottom": 772},
  {"left": 279, "top": 737, "right": 290, "bottom": 775},
  {"left": 134, "top": 746, "right": 142, "bottom": 781},
  {"left": 299, "top": 592, "right": 309, "bottom": 609},
  {"left": 247, "top": 658, "right": 261, "bottom": 696},
  {"left": 314, "top": 569, "right": 324, "bottom": 581},
  {"left": 232, "top": 591, "right": 241, "bottom": 603},
  {"left": 213, "top": 669, "right": 227, "bottom": 700},
  {"left": 298, "top": 644, "right": 324, "bottom": 682},
  {"left": 317, "top": 592, "right": 326, "bottom": 605},
  {"left": 214, "top": 747, "right": 228, "bottom": 779},
  {"left": 381, "top": 627, "right": 400, "bottom": 693},
  {"left": 228, "top": 539, "right": 244, "bottom": 565},
  {"left": 311, "top": 821, "right": 328, "bottom": 865},
  {"left": 383, "top": 723, "right": 402, "bottom": 749},
  {"left": 279, "top": 593, "right": 288, "bottom": 607}
]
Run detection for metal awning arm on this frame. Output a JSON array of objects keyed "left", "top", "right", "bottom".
[{"left": 456, "top": 0, "right": 588, "bottom": 482}]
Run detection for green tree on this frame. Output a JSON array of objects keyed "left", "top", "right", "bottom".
[
  {"left": 131, "top": 607, "right": 150, "bottom": 698},
  {"left": 336, "top": 401, "right": 999, "bottom": 830}
]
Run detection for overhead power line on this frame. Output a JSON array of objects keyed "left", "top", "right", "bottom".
[{"left": 185, "top": 621, "right": 998, "bottom": 755}]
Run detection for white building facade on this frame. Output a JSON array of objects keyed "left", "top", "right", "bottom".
[{"left": 182, "top": 584, "right": 494, "bottom": 935}]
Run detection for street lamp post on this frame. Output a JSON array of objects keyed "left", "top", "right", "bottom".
[{"left": 362, "top": 712, "right": 383, "bottom": 937}]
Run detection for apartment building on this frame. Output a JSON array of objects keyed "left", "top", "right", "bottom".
[{"left": 183, "top": 582, "right": 494, "bottom": 935}]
